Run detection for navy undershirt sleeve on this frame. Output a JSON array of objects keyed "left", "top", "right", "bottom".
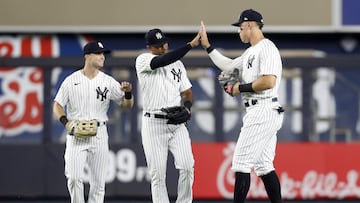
[{"left": 150, "top": 44, "right": 192, "bottom": 69}]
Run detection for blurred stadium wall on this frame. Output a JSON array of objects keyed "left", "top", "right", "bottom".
[{"left": 0, "top": 0, "right": 360, "bottom": 201}]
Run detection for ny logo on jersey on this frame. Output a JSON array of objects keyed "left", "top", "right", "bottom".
[
  {"left": 247, "top": 55, "right": 255, "bottom": 69},
  {"left": 96, "top": 86, "right": 109, "bottom": 101},
  {"left": 171, "top": 68, "right": 182, "bottom": 82}
]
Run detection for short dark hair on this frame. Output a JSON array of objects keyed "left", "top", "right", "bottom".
[{"left": 256, "top": 22, "right": 264, "bottom": 30}]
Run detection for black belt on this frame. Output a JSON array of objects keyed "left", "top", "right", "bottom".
[
  {"left": 144, "top": 112, "right": 168, "bottom": 119},
  {"left": 97, "top": 121, "right": 106, "bottom": 126},
  {"left": 244, "top": 97, "right": 278, "bottom": 107}
]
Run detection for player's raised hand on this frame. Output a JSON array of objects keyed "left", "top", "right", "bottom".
[
  {"left": 200, "top": 21, "right": 211, "bottom": 49},
  {"left": 189, "top": 33, "right": 201, "bottom": 48},
  {"left": 120, "top": 81, "right": 132, "bottom": 92}
]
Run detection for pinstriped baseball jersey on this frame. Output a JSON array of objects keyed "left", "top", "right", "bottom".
[
  {"left": 208, "top": 38, "right": 284, "bottom": 176},
  {"left": 54, "top": 70, "right": 124, "bottom": 121},
  {"left": 135, "top": 52, "right": 195, "bottom": 203},
  {"left": 208, "top": 38, "right": 282, "bottom": 101},
  {"left": 135, "top": 53, "right": 192, "bottom": 112},
  {"left": 240, "top": 39, "right": 282, "bottom": 101},
  {"left": 54, "top": 69, "right": 125, "bottom": 203},
  {"left": 202, "top": 9, "right": 284, "bottom": 202},
  {"left": 231, "top": 38, "right": 284, "bottom": 176}
]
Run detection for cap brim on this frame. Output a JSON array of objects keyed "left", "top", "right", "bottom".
[
  {"left": 102, "top": 49, "right": 111, "bottom": 54},
  {"left": 231, "top": 21, "right": 242, "bottom": 27},
  {"left": 86, "top": 49, "right": 111, "bottom": 54}
]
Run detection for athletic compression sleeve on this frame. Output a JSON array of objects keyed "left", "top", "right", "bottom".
[
  {"left": 150, "top": 44, "right": 192, "bottom": 69},
  {"left": 208, "top": 49, "right": 235, "bottom": 72}
]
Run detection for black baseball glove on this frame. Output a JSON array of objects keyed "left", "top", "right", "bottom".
[
  {"left": 161, "top": 106, "right": 191, "bottom": 125},
  {"left": 218, "top": 68, "right": 240, "bottom": 96}
]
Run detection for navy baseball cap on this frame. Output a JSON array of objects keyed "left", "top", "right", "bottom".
[
  {"left": 145, "top": 28, "right": 168, "bottom": 47},
  {"left": 231, "top": 9, "right": 264, "bottom": 27},
  {"left": 83, "top": 41, "right": 111, "bottom": 54}
]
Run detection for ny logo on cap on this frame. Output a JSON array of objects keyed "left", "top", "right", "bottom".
[
  {"left": 155, "top": 32, "right": 163, "bottom": 40},
  {"left": 98, "top": 42, "right": 104, "bottom": 48}
]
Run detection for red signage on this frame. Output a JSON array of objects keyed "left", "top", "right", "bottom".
[
  {"left": 192, "top": 142, "right": 360, "bottom": 200},
  {"left": 0, "top": 36, "right": 56, "bottom": 136}
]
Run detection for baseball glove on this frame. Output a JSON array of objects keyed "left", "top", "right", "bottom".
[
  {"left": 161, "top": 106, "right": 191, "bottom": 125},
  {"left": 66, "top": 120, "right": 98, "bottom": 138},
  {"left": 218, "top": 68, "right": 240, "bottom": 96}
]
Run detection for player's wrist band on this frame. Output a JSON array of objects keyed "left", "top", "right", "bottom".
[
  {"left": 59, "top": 115, "right": 68, "bottom": 126},
  {"left": 206, "top": 46, "right": 214, "bottom": 53},
  {"left": 125, "top": 91, "right": 132, "bottom": 99},
  {"left": 184, "top": 101, "right": 192, "bottom": 110},
  {"left": 239, "top": 83, "right": 255, "bottom": 92}
]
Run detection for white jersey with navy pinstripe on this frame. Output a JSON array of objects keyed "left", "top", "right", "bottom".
[
  {"left": 208, "top": 38, "right": 284, "bottom": 176},
  {"left": 135, "top": 53, "right": 192, "bottom": 112},
  {"left": 238, "top": 38, "right": 283, "bottom": 175},
  {"left": 54, "top": 70, "right": 124, "bottom": 121},
  {"left": 239, "top": 39, "right": 282, "bottom": 101},
  {"left": 209, "top": 38, "right": 282, "bottom": 101},
  {"left": 54, "top": 70, "right": 124, "bottom": 203},
  {"left": 135, "top": 52, "right": 195, "bottom": 203}
]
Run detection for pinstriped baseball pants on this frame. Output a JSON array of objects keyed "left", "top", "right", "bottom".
[
  {"left": 232, "top": 102, "right": 284, "bottom": 176},
  {"left": 64, "top": 126, "right": 109, "bottom": 203},
  {"left": 141, "top": 116, "right": 194, "bottom": 203}
]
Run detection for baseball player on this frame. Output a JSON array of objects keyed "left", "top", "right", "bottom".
[
  {"left": 53, "top": 41, "right": 134, "bottom": 203},
  {"left": 135, "top": 28, "right": 200, "bottom": 203},
  {"left": 199, "top": 9, "right": 284, "bottom": 203}
]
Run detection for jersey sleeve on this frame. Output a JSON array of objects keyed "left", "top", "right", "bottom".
[
  {"left": 259, "top": 41, "right": 282, "bottom": 77},
  {"left": 135, "top": 53, "right": 155, "bottom": 73},
  {"left": 54, "top": 77, "right": 69, "bottom": 107},
  {"left": 178, "top": 61, "right": 192, "bottom": 92},
  {"left": 109, "top": 76, "right": 124, "bottom": 106}
]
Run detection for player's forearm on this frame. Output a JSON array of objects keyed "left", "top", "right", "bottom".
[
  {"left": 53, "top": 101, "right": 69, "bottom": 126},
  {"left": 121, "top": 92, "right": 134, "bottom": 109},
  {"left": 150, "top": 44, "right": 192, "bottom": 69},
  {"left": 181, "top": 89, "right": 193, "bottom": 110},
  {"left": 122, "top": 99, "right": 134, "bottom": 109},
  {"left": 234, "top": 75, "right": 275, "bottom": 96},
  {"left": 251, "top": 75, "right": 276, "bottom": 91},
  {"left": 53, "top": 101, "right": 66, "bottom": 120}
]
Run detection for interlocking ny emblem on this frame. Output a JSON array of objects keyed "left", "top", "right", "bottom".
[
  {"left": 171, "top": 68, "right": 182, "bottom": 82},
  {"left": 247, "top": 55, "right": 255, "bottom": 69},
  {"left": 155, "top": 32, "right": 163, "bottom": 40},
  {"left": 96, "top": 86, "right": 109, "bottom": 101}
]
